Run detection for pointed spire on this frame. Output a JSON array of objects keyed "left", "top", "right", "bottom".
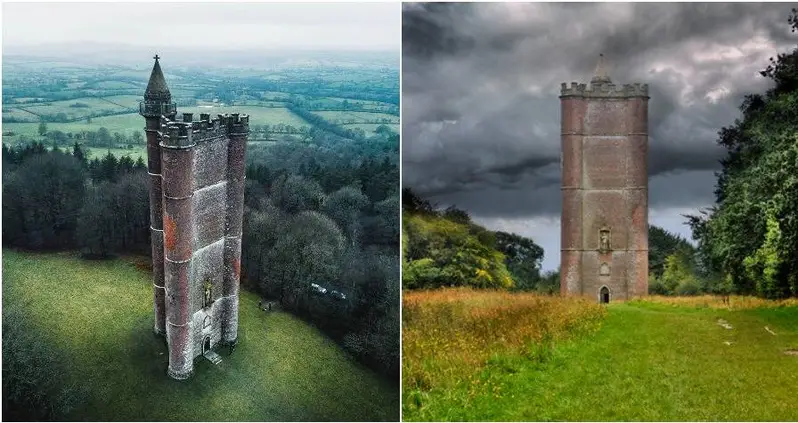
[
  {"left": 144, "top": 54, "right": 171, "bottom": 102},
  {"left": 591, "top": 54, "right": 612, "bottom": 84}
]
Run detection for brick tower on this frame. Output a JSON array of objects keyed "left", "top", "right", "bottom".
[
  {"left": 140, "top": 56, "right": 248, "bottom": 380},
  {"left": 559, "top": 54, "right": 649, "bottom": 303}
]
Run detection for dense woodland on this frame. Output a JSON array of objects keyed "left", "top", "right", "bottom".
[
  {"left": 2, "top": 126, "right": 400, "bottom": 378},
  {"left": 684, "top": 9, "right": 798, "bottom": 299}
]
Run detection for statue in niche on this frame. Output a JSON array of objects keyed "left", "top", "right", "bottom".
[
  {"left": 599, "top": 228, "right": 611, "bottom": 253},
  {"left": 600, "top": 262, "right": 610, "bottom": 276},
  {"left": 203, "top": 280, "right": 212, "bottom": 308}
]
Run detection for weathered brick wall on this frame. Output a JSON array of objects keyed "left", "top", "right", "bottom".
[
  {"left": 162, "top": 143, "right": 195, "bottom": 380},
  {"left": 189, "top": 135, "right": 230, "bottom": 359},
  {"left": 154, "top": 113, "right": 248, "bottom": 380},
  {"left": 145, "top": 116, "right": 167, "bottom": 336},
  {"left": 560, "top": 81, "right": 649, "bottom": 302}
]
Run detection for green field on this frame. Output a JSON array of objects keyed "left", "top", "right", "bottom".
[
  {"left": 182, "top": 105, "right": 309, "bottom": 128},
  {"left": 101, "top": 95, "right": 144, "bottom": 109},
  {"left": 405, "top": 298, "right": 798, "bottom": 421},
  {"left": 2, "top": 249, "right": 399, "bottom": 421},
  {"left": 3, "top": 113, "right": 143, "bottom": 141},
  {"left": 20, "top": 97, "right": 130, "bottom": 120},
  {"left": 313, "top": 111, "right": 397, "bottom": 124},
  {"left": 2, "top": 107, "right": 39, "bottom": 122}
]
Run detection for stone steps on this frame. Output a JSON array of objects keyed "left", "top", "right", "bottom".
[{"left": 203, "top": 350, "right": 222, "bottom": 365}]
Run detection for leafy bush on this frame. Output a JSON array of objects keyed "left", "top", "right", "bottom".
[{"left": 402, "top": 214, "right": 513, "bottom": 289}]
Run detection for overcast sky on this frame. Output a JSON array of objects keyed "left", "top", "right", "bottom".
[
  {"left": 3, "top": 2, "right": 399, "bottom": 52},
  {"left": 402, "top": 2, "right": 797, "bottom": 271}
]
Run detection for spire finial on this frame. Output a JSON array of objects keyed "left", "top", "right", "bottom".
[
  {"left": 591, "top": 53, "right": 612, "bottom": 84},
  {"left": 144, "top": 55, "right": 171, "bottom": 102}
]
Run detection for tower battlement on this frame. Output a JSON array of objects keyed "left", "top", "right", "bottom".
[
  {"left": 560, "top": 81, "right": 649, "bottom": 98},
  {"left": 159, "top": 113, "right": 250, "bottom": 148}
]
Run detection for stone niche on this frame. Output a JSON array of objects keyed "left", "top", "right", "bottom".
[{"left": 599, "top": 262, "right": 610, "bottom": 276}]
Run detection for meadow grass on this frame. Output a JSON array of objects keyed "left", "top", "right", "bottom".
[
  {"left": 2, "top": 249, "right": 399, "bottom": 421},
  {"left": 402, "top": 289, "right": 606, "bottom": 415},
  {"left": 403, "top": 290, "right": 798, "bottom": 421}
]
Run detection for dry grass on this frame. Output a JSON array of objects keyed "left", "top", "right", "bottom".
[
  {"left": 632, "top": 295, "right": 798, "bottom": 310},
  {"left": 402, "top": 288, "right": 606, "bottom": 397}
]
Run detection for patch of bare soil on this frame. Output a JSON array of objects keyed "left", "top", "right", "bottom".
[{"left": 784, "top": 349, "right": 798, "bottom": 356}]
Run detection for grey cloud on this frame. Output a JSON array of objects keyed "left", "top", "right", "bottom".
[{"left": 402, "top": 2, "right": 796, "bottom": 220}]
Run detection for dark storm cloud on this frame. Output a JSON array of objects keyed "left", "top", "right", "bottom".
[{"left": 402, "top": 2, "right": 796, "bottom": 219}]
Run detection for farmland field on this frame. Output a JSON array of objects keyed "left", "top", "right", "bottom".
[
  {"left": 313, "top": 110, "right": 398, "bottom": 124},
  {"left": 19, "top": 97, "right": 130, "bottom": 120},
  {"left": 3, "top": 113, "right": 143, "bottom": 141},
  {"left": 403, "top": 289, "right": 798, "bottom": 421},
  {"left": 2, "top": 57, "right": 400, "bottom": 160}
]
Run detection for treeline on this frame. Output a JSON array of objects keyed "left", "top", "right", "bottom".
[
  {"left": 2, "top": 143, "right": 148, "bottom": 253},
  {"left": 684, "top": 9, "right": 798, "bottom": 299},
  {"left": 287, "top": 103, "right": 369, "bottom": 141},
  {"left": 401, "top": 188, "right": 555, "bottom": 293}
]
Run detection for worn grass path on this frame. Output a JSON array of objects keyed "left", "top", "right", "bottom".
[
  {"left": 405, "top": 300, "right": 798, "bottom": 421},
  {"left": 2, "top": 249, "right": 399, "bottom": 421}
]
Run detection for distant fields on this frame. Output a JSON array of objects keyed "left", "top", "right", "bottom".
[
  {"left": 181, "top": 105, "right": 310, "bottom": 128},
  {"left": 2, "top": 249, "right": 399, "bottom": 421},
  {"left": 403, "top": 290, "right": 798, "bottom": 421},
  {"left": 3, "top": 113, "right": 143, "bottom": 139},
  {"left": 3, "top": 60, "right": 399, "bottom": 151},
  {"left": 2, "top": 99, "right": 399, "bottom": 144}
]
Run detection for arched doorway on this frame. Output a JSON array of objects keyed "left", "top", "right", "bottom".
[
  {"left": 599, "top": 286, "right": 610, "bottom": 304},
  {"left": 203, "top": 336, "right": 211, "bottom": 354}
]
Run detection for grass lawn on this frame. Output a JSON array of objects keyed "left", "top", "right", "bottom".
[
  {"left": 404, "top": 298, "right": 798, "bottom": 421},
  {"left": 2, "top": 249, "right": 399, "bottom": 421}
]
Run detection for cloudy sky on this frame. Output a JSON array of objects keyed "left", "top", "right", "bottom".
[
  {"left": 402, "top": 2, "right": 797, "bottom": 271},
  {"left": 3, "top": 2, "right": 399, "bottom": 53}
]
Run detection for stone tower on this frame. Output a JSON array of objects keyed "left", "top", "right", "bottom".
[
  {"left": 140, "top": 56, "right": 248, "bottom": 379},
  {"left": 559, "top": 54, "right": 649, "bottom": 303}
]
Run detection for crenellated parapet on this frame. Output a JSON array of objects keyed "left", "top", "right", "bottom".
[
  {"left": 159, "top": 113, "right": 250, "bottom": 149},
  {"left": 560, "top": 81, "right": 649, "bottom": 98}
]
